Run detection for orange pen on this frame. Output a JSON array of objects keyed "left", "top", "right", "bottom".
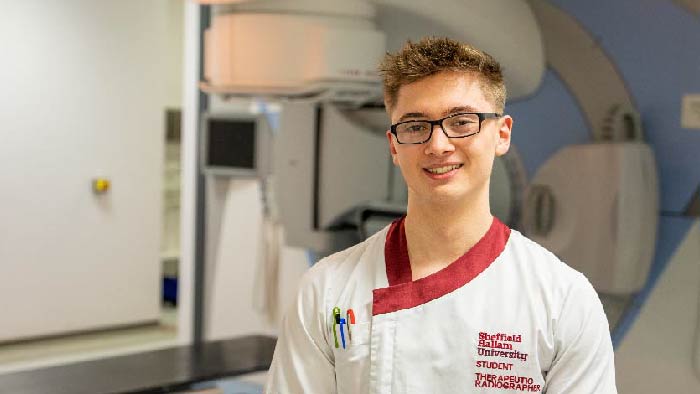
[{"left": 346, "top": 309, "right": 356, "bottom": 342}]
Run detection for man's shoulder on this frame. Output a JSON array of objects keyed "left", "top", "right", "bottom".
[
  {"left": 504, "top": 229, "right": 601, "bottom": 324},
  {"left": 505, "top": 229, "right": 592, "bottom": 293},
  {"left": 298, "top": 225, "right": 390, "bottom": 292}
]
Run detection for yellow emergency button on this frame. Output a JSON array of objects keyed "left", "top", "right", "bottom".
[{"left": 92, "top": 178, "right": 111, "bottom": 194}]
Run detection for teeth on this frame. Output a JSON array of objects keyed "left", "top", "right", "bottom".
[{"left": 426, "top": 164, "right": 461, "bottom": 174}]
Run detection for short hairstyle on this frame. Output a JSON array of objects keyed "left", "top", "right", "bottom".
[{"left": 378, "top": 37, "right": 507, "bottom": 112}]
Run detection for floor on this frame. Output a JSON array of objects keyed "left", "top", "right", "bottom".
[
  {"left": 0, "top": 304, "right": 269, "bottom": 394},
  {"left": 189, "top": 371, "right": 267, "bottom": 394},
  {"left": 0, "top": 306, "right": 178, "bottom": 374}
]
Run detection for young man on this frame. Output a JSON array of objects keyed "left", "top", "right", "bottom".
[{"left": 265, "top": 37, "right": 617, "bottom": 393}]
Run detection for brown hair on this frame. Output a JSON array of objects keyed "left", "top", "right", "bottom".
[{"left": 378, "top": 37, "right": 506, "bottom": 112}]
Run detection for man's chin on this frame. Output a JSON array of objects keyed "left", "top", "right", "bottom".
[{"left": 413, "top": 186, "right": 472, "bottom": 206}]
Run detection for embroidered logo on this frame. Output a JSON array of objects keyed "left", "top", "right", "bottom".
[{"left": 473, "top": 331, "right": 541, "bottom": 392}]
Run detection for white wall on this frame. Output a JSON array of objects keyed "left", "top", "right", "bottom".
[
  {"left": 0, "top": 0, "right": 180, "bottom": 341},
  {"left": 164, "top": 1, "right": 185, "bottom": 109},
  {"left": 615, "top": 221, "right": 700, "bottom": 392}
]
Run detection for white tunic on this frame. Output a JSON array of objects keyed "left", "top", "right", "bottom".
[{"left": 265, "top": 218, "right": 617, "bottom": 393}]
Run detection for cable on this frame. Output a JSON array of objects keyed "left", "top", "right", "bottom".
[
  {"left": 252, "top": 99, "right": 283, "bottom": 325},
  {"left": 252, "top": 176, "right": 283, "bottom": 326}
]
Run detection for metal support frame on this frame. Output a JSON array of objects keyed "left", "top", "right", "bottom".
[{"left": 193, "top": 4, "right": 211, "bottom": 346}]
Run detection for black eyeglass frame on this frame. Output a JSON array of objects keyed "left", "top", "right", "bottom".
[{"left": 389, "top": 112, "right": 502, "bottom": 144}]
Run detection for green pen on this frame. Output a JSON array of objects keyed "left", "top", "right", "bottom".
[{"left": 332, "top": 307, "right": 341, "bottom": 348}]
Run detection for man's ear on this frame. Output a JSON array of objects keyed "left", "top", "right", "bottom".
[
  {"left": 495, "top": 115, "right": 513, "bottom": 157},
  {"left": 386, "top": 130, "right": 399, "bottom": 165}
]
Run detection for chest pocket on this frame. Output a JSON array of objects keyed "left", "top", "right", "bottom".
[{"left": 333, "top": 322, "right": 371, "bottom": 394}]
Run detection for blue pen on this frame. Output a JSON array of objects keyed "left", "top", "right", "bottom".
[{"left": 339, "top": 317, "right": 347, "bottom": 349}]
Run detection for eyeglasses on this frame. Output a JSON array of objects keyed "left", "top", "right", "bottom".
[{"left": 390, "top": 112, "right": 502, "bottom": 144}]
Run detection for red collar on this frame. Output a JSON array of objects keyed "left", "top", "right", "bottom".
[{"left": 373, "top": 216, "right": 510, "bottom": 316}]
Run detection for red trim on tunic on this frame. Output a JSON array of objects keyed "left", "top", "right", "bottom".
[
  {"left": 373, "top": 216, "right": 511, "bottom": 316},
  {"left": 384, "top": 218, "right": 413, "bottom": 286}
]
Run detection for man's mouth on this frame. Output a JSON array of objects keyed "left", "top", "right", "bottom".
[{"left": 424, "top": 164, "right": 463, "bottom": 175}]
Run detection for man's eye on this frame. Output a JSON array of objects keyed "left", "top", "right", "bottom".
[
  {"left": 400, "top": 123, "right": 428, "bottom": 133},
  {"left": 451, "top": 118, "right": 477, "bottom": 127}
]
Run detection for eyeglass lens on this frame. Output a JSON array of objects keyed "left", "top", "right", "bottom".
[{"left": 395, "top": 113, "right": 480, "bottom": 143}]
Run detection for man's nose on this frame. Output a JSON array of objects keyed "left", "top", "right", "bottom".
[{"left": 424, "top": 124, "right": 455, "bottom": 155}]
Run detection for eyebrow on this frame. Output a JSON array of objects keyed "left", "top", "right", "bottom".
[{"left": 396, "top": 105, "right": 482, "bottom": 122}]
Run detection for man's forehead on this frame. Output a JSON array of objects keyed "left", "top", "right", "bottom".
[
  {"left": 396, "top": 105, "right": 483, "bottom": 122},
  {"left": 390, "top": 73, "right": 493, "bottom": 120}
]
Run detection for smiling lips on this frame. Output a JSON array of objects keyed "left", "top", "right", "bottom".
[{"left": 424, "top": 163, "right": 464, "bottom": 176}]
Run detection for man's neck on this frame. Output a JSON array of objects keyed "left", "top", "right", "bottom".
[{"left": 404, "top": 194, "right": 493, "bottom": 281}]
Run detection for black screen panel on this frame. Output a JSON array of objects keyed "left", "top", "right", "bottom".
[{"left": 207, "top": 119, "right": 256, "bottom": 169}]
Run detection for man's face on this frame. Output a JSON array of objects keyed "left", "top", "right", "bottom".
[{"left": 386, "top": 71, "right": 513, "bottom": 206}]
